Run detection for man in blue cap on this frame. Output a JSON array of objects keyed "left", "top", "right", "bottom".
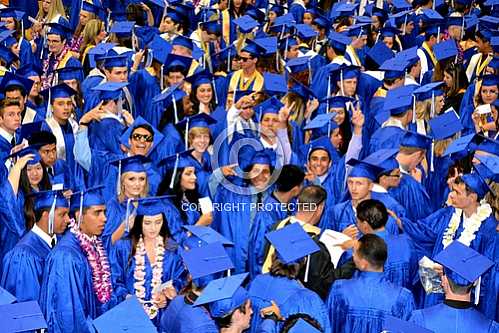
[
  {"left": 398, "top": 172, "right": 497, "bottom": 315},
  {"left": 327, "top": 234, "right": 416, "bottom": 333},
  {"left": 0, "top": 98, "right": 23, "bottom": 177},
  {"left": 417, "top": 26, "right": 440, "bottom": 86},
  {"left": 15, "top": 64, "right": 45, "bottom": 118},
  {"left": 40, "top": 83, "right": 79, "bottom": 183},
  {"left": 1, "top": 190, "right": 70, "bottom": 303},
  {"left": 40, "top": 18, "right": 82, "bottom": 89},
  {"left": 0, "top": 72, "right": 41, "bottom": 124},
  {"left": 466, "top": 29, "right": 494, "bottom": 82},
  {"left": 410, "top": 242, "right": 499, "bottom": 332},
  {"left": 40, "top": 186, "right": 117, "bottom": 333}
]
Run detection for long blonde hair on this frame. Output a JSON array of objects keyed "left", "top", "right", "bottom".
[
  {"left": 36, "top": 0, "right": 67, "bottom": 22},
  {"left": 80, "top": 19, "right": 103, "bottom": 54}
]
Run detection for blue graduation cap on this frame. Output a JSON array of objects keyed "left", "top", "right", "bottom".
[
  {"left": 233, "top": 15, "right": 259, "bottom": 33},
  {"left": 492, "top": 36, "right": 499, "bottom": 53},
  {"left": 383, "top": 316, "right": 434, "bottom": 333},
  {"left": 269, "top": 4, "right": 286, "bottom": 16},
  {"left": 110, "top": 154, "right": 148, "bottom": 175},
  {"left": 180, "top": 241, "right": 234, "bottom": 279},
  {"left": 0, "top": 72, "right": 34, "bottom": 95},
  {"left": 288, "top": 318, "right": 322, "bottom": 333},
  {"left": 185, "top": 69, "right": 213, "bottom": 89},
  {"left": 69, "top": 185, "right": 106, "bottom": 215},
  {"left": 367, "top": 42, "right": 395, "bottom": 68},
  {"left": 371, "top": 7, "right": 388, "bottom": 20},
  {"left": 47, "top": 18, "right": 72, "bottom": 39},
  {"left": 434, "top": 241, "right": 494, "bottom": 288},
  {"left": 20, "top": 121, "right": 45, "bottom": 143},
  {"left": 303, "top": 135, "right": 336, "bottom": 161},
  {"left": 241, "top": 39, "right": 265, "bottom": 57},
  {"left": 379, "top": 57, "right": 407, "bottom": 80},
  {"left": 0, "top": 301, "right": 47, "bottom": 332},
  {"left": 428, "top": 110, "right": 462, "bottom": 140},
  {"left": 135, "top": 195, "right": 173, "bottom": 216},
  {"left": 475, "top": 137, "right": 499, "bottom": 156},
  {"left": 109, "top": 20, "right": 135, "bottom": 36},
  {"left": 172, "top": 35, "right": 194, "bottom": 51},
  {"left": 254, "top": 96, "right": 284, "bottom": 122},
  {"left": 265, "top": 223, "right": 320, "bottom": 264},
  {"left": 193, "top": 273, "right": 248, "bottom": 309},
  {"left": 159, "top": 150, "right": 196, "bottom": 187},
  {"left": 0, "top": 8, "right": 25, "bottom": 21},
  {"left": 286, "top": 56, "right": 311, "bottom": 74},
  {"left": 422, "top": 9, "right": 444, "bottom": 22},
  {"left": 332, "top": 2, "right": 358, "bottom": 17},
  {"left": 313, "top": 15, "right": 331, "bottom": 29},
  {"left": 7, "top": 145, "right": 42, "bottom": 165},
  {"left": 55, "top": 65, "right": 84, "bottom": 82},
  {"left": 272, "top": 13, "right": 296, "bottom": 30},
  {"left": 253, "top": 37, "right": 278, "bottom": 56},
  {"left": 152, "top": 84, "right": 186, "bottom": 125},
  {"left": 263, "top": 72, "right": 287, "bottom": 95},
  {"left": 295, "top": 23, "right": 318, "bottom": 40},
  {"left": 443, "top": 134, "right": 476, "bottom": 157},
  {"left": 164, "top": 53, "right": 192, "bottom": 71},
  {"left": 0, "top": 29, "right": 14, "bottom": 44},
  {"left": 176, "top": 113, "right": 216, "bottom": 149},
  {"left": 0, "top": 287, "right": 16, "bottom": 305},
  {"left": 200, "top": 20, "right": 221, "bottom": 36},
  {"left": 413, "top": 81, "right": 444, "bottom": 101},
  {"left": 446, "top": 15, "right": 464, "bottom": 28},
  {"left": 92, "top": 296, "right": 156, "bottom": 333},
  {"left": 380, "top": 26, "right": 400, "bottom": 38},
  {"left": 82, "top": 1, "right": 105, "bottom": 17},
  {"left": 32, "top": 189, "right": 68, "bottom": 234},
  {"left": 290, "top": 80, "right": 315, "bottom": 101},
  {"left": 400, "top": 131, "right": 432, "bottom": 150},
  {"left": 347, "top": 23, "right": 369, "bottom": 38},
  {"left": 40, "top": 83, "right": 76, "bottom": 102},
  {"left": 383, "top": 85, "right": 416, "bottom": 115},
  {"left": 304, "top": 113, "right": 338, "bottom": 132},
  {"left": 87, "top": 42, "right": 117, "bottom": 67},
  {"left": 101, "top": 51, "right": 129, "bottom": 69},
  {"left": 322, "top": 95, "right": 354, "bottom": 109},
  {"left": 363, "top": 148, "right": 399, "bottom": 175},
  {"left": 148, "top": 35, "right": 173, "bottom": 64},
  {"left": 392, "top": 0, "right": 412, "bottom": 10},
  {"left": 347, "top": 158, "right": 381, "bottom": 181},
  {"left": 183, "top": 225, "right": 234, "bottom": 246},
  {"left": 327, "top": 31, "right": 350, "bottom": 50},
  {"left": 433, "top": 39, "right": 458, "bottom": 61},
  {"left": 91, "top": 81, "right": 128, "bottom": 101},
  {"left": 475, "top": 155, "right": 499, "bottom": 182},
  {"left": 481, "top": 74, "right": 498, "bottom": 87},
  {"left": 119, "top": 116, "right": 164, "bottom": 153},
  {"left": 461, "top": 172, "right": 492, "bottom": 199}
]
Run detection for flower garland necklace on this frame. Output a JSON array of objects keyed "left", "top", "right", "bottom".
[
  {"left": 42, "top": 46, "right": 71, "bottom": 89},
  {"left": 69, "top": 220, "right": 113, "bottom": 304},
  {"left": 442, "top": 201, "right": 492, "bottom": 248},
  {"left": 133, "top": 235, "right": 165, "bottom": 319}
]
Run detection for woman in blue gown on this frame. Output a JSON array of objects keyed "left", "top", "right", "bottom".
[
  {"left": 0, "top": 11, "right": 37, "bottom": 67},
  {"left": 461, "top": 75, "right": 498, "bottom": 136},
  {"left": 102, "top": 156, "right": 150, "bottom": 251},
  {"left": 110, "top": 197, "right": 187, "bottom": 328},
  {"left": 0, "top": 146, "right": 51, "bottom": 274}
]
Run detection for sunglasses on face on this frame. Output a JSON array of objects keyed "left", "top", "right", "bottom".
[
  {"left": 236, "top": 55, "right": 252, "bottom": 62},
  {"left": 131, "top": 133, "right": 153, "bottom": 142}
]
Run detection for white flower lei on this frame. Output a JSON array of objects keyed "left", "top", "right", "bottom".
[
  {"left": 133, "top": 235, "right": 165, "bottom": 319},
  {"left": 442, "top": 201, "right": 492, "bottom": 248}
]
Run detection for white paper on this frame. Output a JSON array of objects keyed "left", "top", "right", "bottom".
[
  {"left": 152, "top": 280, "right": 173, "bottom": 294},
  {"left": 199, "top": 196, "right": 213, "bottom": 214},
  {"left": 475, "top": 104, "right": 492, "bottom": 115},
  {"left": 319, "top": 229, "right": 352, "bottom": 268}
]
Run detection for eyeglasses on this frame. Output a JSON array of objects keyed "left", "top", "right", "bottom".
[
  {"left": 236, "top": 56, "right": 252, "bottom": 62},
  {"left": 131, "top": 133, "right": 153, "bottom": 142},
  {"left": 387, "top": 173, "right": 401, "bottom": 178}
]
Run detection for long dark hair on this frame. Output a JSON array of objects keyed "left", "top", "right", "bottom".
[
  {"left": 337, "top": 110, "right": 353, "bottom": 156},
  {"left": 189, "top": 84, "right": 215, "bottom": 114},
  {"left": 21, "top": 163, "right": 51, "bottom": 230},
  {"left": 128, "top": 213, "right": 173, "bottom": 266},
  {"left": 157, "top": 167, "right": 200, "bottom": 221},
  {"left": 158, "top": 99, "right": 185, "bottom": 132}
]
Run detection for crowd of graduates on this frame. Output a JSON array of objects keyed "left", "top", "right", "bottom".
[{"left": 0, "top": 0, "right": 498, "bottom": 331}]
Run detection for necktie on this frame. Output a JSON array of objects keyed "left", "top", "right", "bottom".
[
  {"left": 10, "top": 136, "right": 15, "bottom": 148},
  {"left": 48, "top": 167, "right": 54, "bottom": 177},
  {"left": 256, "top": 192, "right": 263, "bottom": 205},
  {"left": 51, "top": 237, "right": 56, "bottom": 248}
]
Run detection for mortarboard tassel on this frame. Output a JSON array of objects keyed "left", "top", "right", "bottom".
[
  {"left": 125, "top": 198, "right": 133, "bottom": 233},
  {"left": 78, "top": 192, "right": 84, "bottom": 227},
  {"left": 402, "top": 14, "right": 408, "bottom": 36},
  {"left": 412, "top": 94, "right": 416, "bottom": 124},
  {"left": 304, "top": 254, "right": 311, "bottom": 283},
  {"left": 340, "top": 70, "right": 345, "bottom": 96},
  {"left": 173, "top": 94, "right": 179, "bottom": 124},
  {"left": 307, "top": 59, "right": 312, "bottom": 85},
  {"left": 437, "top": 26, "right": 441, "bottom": 43},
  {"left": 116, "top": 160, "right": 122, "bottom": 196},
  {"left": 160, "top": 64, "right": 164, "bottom": 91},
  {"left": 475, "top": 276, "right": 481, "bottom": 305},
  {"left": 47, "top": 88, "right": 53, "bottom": 119},
  {"left": 430, "top": 91, "right": 435, "bottom": 118},
  {"left": 169, "top": 153, "right": 180, "bottom": 189},
  {"left": 184, "top": 118, "right": 190, "bottom": 150},
  {"left": 283, "top": 36, "right": 289, "bottom": 60},
  {"left": 212, "top": 78, "right": 218, "bottom": 105},
  {"left": 430, "top": 140, "right": 434, "bottom": 172},
  {"left": 48, "top": 193, "right": 57, "bottom": 235}
]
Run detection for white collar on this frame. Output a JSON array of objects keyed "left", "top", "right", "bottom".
[
  {"left": 382, "top": 117, "right": 405, "bottom": 129},
  {"left": 398, "top": 163, "right": 410, "bottom": 175},
  {"left": 32, "top": 224, "right": 56, "bottom": 248},
  {"left": 289, "top": 216, "right": 307, "bottom": 226},
  {"left": 318, "top": 172, "right": 328, "bottom": 184},
  {"left": 260, "top": 136, "right": 278, "bottom": 149},
  {"left": 371, "top": 183, "right": 388, "bottom": 193},
  {"left": 0, "top": 126, "right": 13, "bottom": 143}
]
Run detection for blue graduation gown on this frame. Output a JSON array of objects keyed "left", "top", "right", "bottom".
[
  {"left": 327, "top": 271, "right": 415, "bottom": 333},
  {"left": 110, "top": 238, "right": 187, "bottom": 327},
  {"left": 129, "top": 69, "right": 162, "bottom": 128},
  {"left": 41, "top": 120, "right": 76, "bottom": 185},
  {"left": 371, "top": 191, "right": 407, "bottom": 221},
  {"left": 423, "top": 155, "right": 454, "bottom": 211},
  {"left": 410, "top": 303, "right": 499, "bottom": 333},
  {"left": 212, "top": 178, "right": 268, "bottom": 273},
  {"left": 403, "top": 207, "right": 497, "bottom": 314},
  {"left": 0, "top": 135, "right": 14, "bottom": 180},
  {"left": 0, "top": 182, "right": 27, "bottom": 275},
  {"left": 367, "top": 126, "right": 406, "bottom": 156},
  {"left": 40, "top": 232, "right": 116, "bottom": 333},
  {"left": 248, "top": 194, "right": 293, "bottom": 279},
  {"left": 102, "top": 197, "right": 127, "bottom": 251},
  {"left": 159, "top": 295, "right": 218, "bottom": 333},
  {"left": 189, "top": 152, "right": 212, "bottom": 198},
  {"left": 248, "top": 274, "right": 331, "bottom": 333},
  {"left": 88, "top": 117, "right": 125, "bottom": 155},
  {"left": 1, "top": 230, "right": 51, "bottom": 302},
  {"left": 375, "top": 230, "right": 418, "bottom": 290},
  {"left": 388, "top": 173, "right": 433, "bottom": 222}
]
